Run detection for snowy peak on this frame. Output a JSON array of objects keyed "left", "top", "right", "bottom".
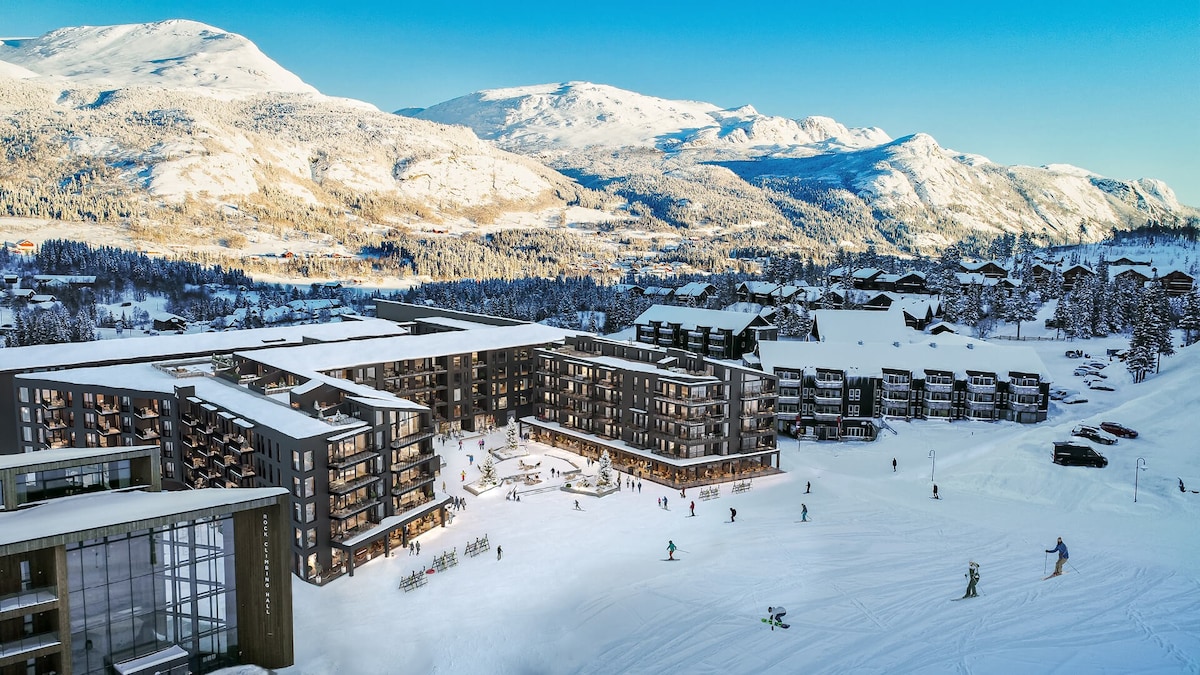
[
  {"left": 0, "top": 20, "right": 317, "bottom": 96},
  {"left": 410, "top": 81, "right": 891, "bottom": 154}
]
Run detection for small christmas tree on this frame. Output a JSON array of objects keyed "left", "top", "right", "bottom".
[
  {"left": 507, "top": 422, "right": 518, "bottom": 451},
  {"left": 479, "top": 456, "right": 498, "bottom": 487},
  {"left": 597, "top": 449, "right": 614, "bottom": 488}
]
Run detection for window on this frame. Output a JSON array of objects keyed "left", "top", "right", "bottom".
[
  {"left": 848, "top": 405, "right": 860, "bottom": 416},
  {"left": 304, "top": 451, "right": 314, "bottom": 472},
  {"left": 305, "top": 476, "right": 315, "bottom": 497},
  {"left": 293, "top": 477, "right": 303, "bottom": 498},
  {"left": 18, "top": 387, "right": 28, "bottom": 403},
  {"left": 305, "top": 502, "right": 316, "bottom": 523},
  {"left": 20, "top": 407, "right": 30, "bottom": 423},
  {"left": 306, "top": 528, "right": 318, "bottom": 548},
  {"left": 292, "top": 451, "right": 301, "bottom": 471}
]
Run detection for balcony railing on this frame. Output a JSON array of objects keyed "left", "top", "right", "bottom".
[
  {"left": 924, "top": 380, "right": 954, "bottom": 392},
  {"left": 329, "top": 474, "right": 381, "bottom": 495},
  {"left": 329, "top": 449, "right": 381, "bottom": 470},
  {"left": 966, "top": 381, "right": 996, "bottom": 393},
  {"left": 1009, "top": 382, "right": 1041, "bottom": 395},
  {"left": 1010, "top": 400, "right": 1041, "bottom": 412},
  {"left": 133, "top": 407, "right": 160, "bottom": 420},
  {"left": 391, "top": 474, "right": 435, "bottom": 495},
  {"left": 814, "top": 378, "right": 843, "bottom": 389},
  {"left": 391, "top": 452, "right": 436, "bottom": 473},
  {"left": 331, "top": 497, "right": 381, "bottom": 520},
  {"left": 923, "top": 398, "right": 953, "bottom": 409},
  {"left": 882, "top": 380, "right": 911, "bottom": 391}
]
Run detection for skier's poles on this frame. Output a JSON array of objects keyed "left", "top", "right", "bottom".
[{"left": 1067, "top": 560, "right": 1080, "bottom": 574}]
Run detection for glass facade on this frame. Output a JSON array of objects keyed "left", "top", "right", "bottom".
[
  {"left": 66, "top": 515, "right": 239, "bottom": 675},
  {"left": 15, "top": 460, "right": 133, "bottom": 506}
]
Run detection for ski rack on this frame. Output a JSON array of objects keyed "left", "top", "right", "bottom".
[
  {"left": 732, "top": 479, "right": 752, "bottom": 494},
  {"left": 698, "top": 486, "right": 721, "bottom": 501},
  {"left": 464, "top": 534, "right": 490, "bottom": 557},
  {"left": 432, "top": 548, "right": 459, "bottom": 572},
  {"left": 399, "top": 570, "right": 428, "bottom": 592}
]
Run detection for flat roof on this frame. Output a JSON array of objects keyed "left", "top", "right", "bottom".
[
  {"left": 0, "top": 445, "right": 158, "bottom": 472},
  {"left": 239, "top": 323, "right": 581, "bottom": 373},
  {"left": 758, "top": 335, "right": 1051, "bottom": 380},
  {"left": 0, "top": 487, "right": 288, "bottom": 551},
  {"left": 0, "top": 318, "right": 409, "bottom": 373}
]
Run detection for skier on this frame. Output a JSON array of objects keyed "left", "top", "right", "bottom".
[
  {"left": 479, "top": 438, "right": 485, "bottom": 451},
  {"left": 637, "top": 481, "right": 642, "bottom": 493},
  {"left": 1181, "top": 478, "right": 1187, "bottom": 493},
  {"left": 468, "top": 454, "right": 474, "bottom": 465},
  {"left": 730, "top": 508, "right": 737, "bottom": 523},
  {"left": 497, "top": 546, "right": 502, "bottom": 561},
  {"left": 932, "top": 484, "right": 939, "bottom": 500},
  {"left": 461, "top": 470, "right": 466, "bottom": 482},
  {"left": 801, "top": 503, "right": 808, "bottom": 522},
  {"left": 663, "top": 496, "right": 668, "bottom": 510},
  {"left": 657, "top": 497, "right": 662, "bottom": 508},
  {"left": 767, "top": 606, "right": 788, "bottom": 630},
  {"left": 962, "top": 561, "right": 980, "bottom": 598},
  {"left": 1045, "top": 537, "right": 1069, "bottom": 577},
  {"left": 574, "top": 500, "right": 581, "bottom": 511},
  {"left": 667, "top": 540, "right": 677, "bottom": 560},
  {"left": 806, "top": 481, "right": 811, "bottom": 494},
  {"left": 892, "top": 458, "right": 897, "bottom": 472}
]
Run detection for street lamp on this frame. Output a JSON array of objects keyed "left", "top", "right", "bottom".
[
  {"left": 928, "top": 448, "right": 936, "bottom": 482},
  {"left": 1134, "top": 457, "right": 1146, "bottom": 502}
]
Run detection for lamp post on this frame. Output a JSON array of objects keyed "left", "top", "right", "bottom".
[
  {"left": 928, "top": 448, "right": 936, "bottom": 482},
  {"left": 1134, "top": 457, "right": 1146, "bottom": 502}
]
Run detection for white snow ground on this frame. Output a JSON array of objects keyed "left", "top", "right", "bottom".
[{"left": 255, "top": 336, "right": 1199, "bottom": 675}]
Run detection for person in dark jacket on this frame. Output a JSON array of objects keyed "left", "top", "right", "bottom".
[
  {"left": 962, "top": 561, "right": 980, "bottom": 598},
  {"left": 730, "top": 508, "right": 737, "bottom": 522},
  {"left": 1046, "top": 537, "right": 1069, "bottom": 576}
]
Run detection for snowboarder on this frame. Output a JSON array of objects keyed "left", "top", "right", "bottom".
[
  {"left": 801, "top": 503, "right": 808, "bottom": 522},
  {"left": 1181, "top": 478, "right": 1187, "bottom": 493},
  {"left": 574, "top": 500, "right": 581, "bottom": 511},
  {"left": 962, "top": 561, "right": 980, "bottom": 598},
  {"left": 497, "top": 546, "right": 502, "bottom": 561},
  {"left": 932, "top": 484, "right": 939, "bottom": 500},
  {"left": 667, "top": 540, "right": 677, "bottom": 560},
  {"left": 892, "top": 458, "right": 897, "bottom": 472},
  {"left": 730, "top": 508, "right": 737, "bottom": 522},
  {"left": 689, "top": 501, "right": 695, "bottom": 516},
  {"left": 1046, "top": 537, "right": 1068, "bottom": 577},
  {"left": 806, "top": 481, "right": 811, "bottom": 494},
  {"left": 767, "top": 606, "right": 788, "bottom": 630}
]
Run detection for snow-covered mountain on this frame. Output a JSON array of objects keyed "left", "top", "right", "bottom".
[
  {"left": 0, "top": 21, "right": 597, "bottom": 262},
  {"left": 410, "top": 82, "right": 1198, "bottom": 251}
]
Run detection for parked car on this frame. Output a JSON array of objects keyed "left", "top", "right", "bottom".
[
  {"left": 1053, "top": 441, "right": 1108, "bottom": 467},
  {"left": 1062, "top": 392, "right": 1089, "bottom": 404},
  {"left": 1072, "top": 424, "right": 1117, "bottom": 445},
  {"left": 1049, "top": 387, "right": 1071, "bottom": 401},
  {"left": 1086, "top": 381, "right": 1115, "bottom": 391},
  {"left": 1065, "top": 349, "right": 1084, "bottom": 359},
  {"left": 1100, "top": 421, "right": 1138, "bottom": 438},
  {"left": 1083, "top": 361, "right": 1107, "bottom": 370}
]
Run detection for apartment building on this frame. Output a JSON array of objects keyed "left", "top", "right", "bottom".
[
  {"left": 527, "top": 335, "right": 781, "bottom": 488},
  {"left": 633, "top": 305, "right": 778, "bottom": 361},
  {"left": 758, "top": 336, "right": 1051, "bottom": 440},
  {"left": 0, "top": 445, "right": 292, "bottom": 675}
]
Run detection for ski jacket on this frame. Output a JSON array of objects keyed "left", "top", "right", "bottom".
[
  {"left": 1047, "top": 542, "right": 1068, "bottom": 559},
  {"left": 667, "top": 542, "right": 677, "bottom": 553}
]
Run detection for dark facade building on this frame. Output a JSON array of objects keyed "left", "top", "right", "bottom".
[
  {"left": 758, "top": 336, "right": 1051, "bottom": 441},
  {"left": 527, "top": 335, "right": 781, "bottom": 488},
  {"left": 0, "top": 446, "right": 293, "bottom": 675},
  {"left": 634, "top": 305, "right": 778, "bottom": 361}
]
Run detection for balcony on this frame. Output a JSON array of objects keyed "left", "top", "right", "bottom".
[
  {"left": 1010, "top": 400, "right": 1041, "bottom": 412},
  {"left": 881, "top": 390, "right": 910, "bottom": 403},
  {"left": 923, "top": 398, "right": 953, "bottom": 409},
  {"left": 391, "top": 474, "right": 435, "bottom": 495},
  {"left": 812, "top": 408, "right": 842, "bottom": 421},
  {"left": 391, "top": 451, "right": 436, "bottom": 473},
  {"left": 133, "top": 407, "right": 160, "bottom": 420},
  {"left": 229, "top": 464, "right": 255, "bottom": 479},
  {"left": 95, "top": 402, "right": 120, "bottom": 415},
  {"left": 813, "top": 390, "right": 842, "bottom": 404},
  {"left": 97, "top": 424, "right": 121, "bottom": 436},
  {"left": 329, "top": 473, "right": 382, "bottom": 495},
  {"left": 329, "top": 449, "right": 381, "bottom": 470},
  {"left": 43, "top": 416, "right": 68, "bottom": 430},
  {"left": 391, "top": 429, "right": 435, "bottom": 449},
  {"left": 814, "top": 377, "right": 843, "bottom": 389},
  {"left": 135, "top": 427, "right": 160, "bottom": 441},
  {"left": 966, "top": 398, "right": 995, "bottom": 410},
  {"left": 966, "top": 381, "right": 996, "bottom": 394},
  {"left": 331, "top": 497, "right": 381, "bottom": 520},
  {"left": 925, "top": 380, "right": 954, "bottom": 393},
  {"left": 882, "top": 380, "right": 911, "bottom": 391},
  {"left": 43, "top": 397, "right": 68, "bottom": 410},
  {"left": 1009, "top": 381, "right": 1041, "bottom": 395}
]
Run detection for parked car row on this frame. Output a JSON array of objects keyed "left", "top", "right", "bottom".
[{"left": 1054, "top": 422, "right": 1138, "bottom": 468}]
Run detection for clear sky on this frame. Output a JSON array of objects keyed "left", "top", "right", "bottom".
[{"left": 7, "top": 1, "right": 1200, "bottom": 204}]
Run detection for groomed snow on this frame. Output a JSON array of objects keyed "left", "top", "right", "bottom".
[{"left": 256, "top": 336, "right": 1200, "bottom": 674}]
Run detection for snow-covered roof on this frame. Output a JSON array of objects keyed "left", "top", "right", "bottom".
[
  {"left": 675, "top": 281, "right": 715, "bottom": 297},
  {"left": 151, "top": 312, "right": 186, "bottom": 323},
  {"left": 758, "top": 335, "right": 1050, "bottom": 380},
  {"left": 0, "top": 318, "right": 409, "bottom": 372},
  {"left": 0, "top": 487, "right": 289, "bottom": 549},
  {"left": 809, "top": 309, "right": 910, "bottom": 344},
  {"left": 415, "top": 316, "right": 498, "bottom": 331},
  {"left": 240, "top": 323, "right": 581, "bottom": 374},
  {"left": 0, "top": 444, "right": 158, "bottom": 472},
  {"left": 635, "top": 305, "right": 770, "bottom": 333},
  {"left": 959, "top": 260, "right": 1009, "bottom": 273}
]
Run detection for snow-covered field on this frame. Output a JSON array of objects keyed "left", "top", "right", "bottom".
[{"left": 258, "top": 335, "right": 1200, "bottom": 675}]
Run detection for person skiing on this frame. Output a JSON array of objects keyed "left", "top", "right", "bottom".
[
  {"left": 801, "top": 503, "right": 808, "bottom": 522},
  {"left": 892, "top": 458, "right": 897, "bottom": 472},
  {"left": 667, "top": 540, "right": 677, "bottom": 560},
  {"left": 689, "top": 501, "right": 695, "bottom": 516},
  {"left": 767, "top": 606, "right": 787, "bottom": 630},
  {"left": 806, "top": 481, "right": 811, "bottom": 494},
  {"left": 574, "top": 500, "right": 581, "bottom": 511},
  {"left": 730, "top": 507, "right": 737, "bottom": 522},
  {"left": 1181, "top": 478, "right": 1187, "bottom": 493},
  {"left": 663, "top": 496, "right": 668, "bottom": 510},
  {"left": 932, "top": 484, "right": 939, "bottom": 500},
  {"left": 1046, "top": 537, "right": 1069, "bottom": 577},
  {"left": 962, "top": 561, "right": 980, "bottom": 598},
  {"left": 497, "top": 546, "right": 502, "bottom": 561}
]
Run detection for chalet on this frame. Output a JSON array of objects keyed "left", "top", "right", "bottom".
[
  {"left": 634, "top": 305, "right": 777, "bottom": 360},
  {"left": 808, "top": 309, "right": 911, "bottom": 345},
  {"left": 612, "top": 284, "right": 645, "bottom": 296},
  {"left": 737, "top": 281, "right": 781, "bottom": 305},
  {"left": 33, "top": 274, "right": 98, "bottom": 288},
  {"left": 1110, "top": 265, "right": 1152, "bottom": 286},
  {"left": 1029, "top": 263, "right": 1057, "bottom": 287},
  {"left": 892, "top": 271, "right": 927, "bottom": 295},
  {"left": 151, "top": 312, "right": 188, "bottom": 332},
  {"left": 928, "top": 321, "right": 960, "bottom": 335},
  {"left": 9, "top": 288, "right": 33, "bottom": 300},
  {"left": 1156, "top": 269, "right": 1195, "bottom": 296},
  {"left": 642, "top": 286, "right": 676, "bottom": 300},
  {"left": 1109, "top": 257, "right": 1151, "bottom": 267},
  {"left": 9, "top": 239, "right": 35, "bottom": 255},
  {"left": 863, "top": 294, "right": 942, "bottom": 329},
  {"left": 2, "top": 273, "right": 18, "bottom": 285},
  {"left": 675, "top": 281, "right": 717, "bottom": 305},
  {"left": 28, "top": 293, "right": 57, "bottom": 305},
  {"left": 1060, "top": 264, "right": 1095, "bottom": 292},
  {"left": 958, "top": 260, "right": 1009, "bottom": 279},
  {"left": 830, "top": 267, "right": 887, "bottom": 290}
]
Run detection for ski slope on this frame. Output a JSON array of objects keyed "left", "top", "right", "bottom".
[{"left": 260, "top": 336, "right": 1200, "bottom": 675}]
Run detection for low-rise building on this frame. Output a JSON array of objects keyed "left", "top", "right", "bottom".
[{"left": 634, "top": 305, "right": 777, "bottom": 360}]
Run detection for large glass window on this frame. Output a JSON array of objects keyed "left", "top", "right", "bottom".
[{"left": 67, "top": 516, "right": 238, "bottom": 675}]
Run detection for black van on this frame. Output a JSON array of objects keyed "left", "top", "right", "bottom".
[{"left": 1053, "top": 441, "right": 1108, "bottom": 467}]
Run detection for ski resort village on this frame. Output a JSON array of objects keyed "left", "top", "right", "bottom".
[{"left": 1, "top": 12, "right": 1199, "bottom": 675}]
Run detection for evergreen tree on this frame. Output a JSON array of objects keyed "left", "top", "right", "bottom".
[
  {"left": 478, "top": 456, "right": 498, "bottom": 487},
  {"left": 1179, "top": 288, "right": 1200, "bottom": 346},
  {"left": 506, "top": 422, "right": 518, "bottom": 451},
  {"left": 1003, "top": 285, "right": 1038, "bottom": 339},
  {"left": 596, "top": 449, "right": 614, "bottom": 488}
]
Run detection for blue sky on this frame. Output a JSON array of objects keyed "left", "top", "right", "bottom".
[{"left": 8, "top": 1, "right": 1200, "bottom": 204}]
